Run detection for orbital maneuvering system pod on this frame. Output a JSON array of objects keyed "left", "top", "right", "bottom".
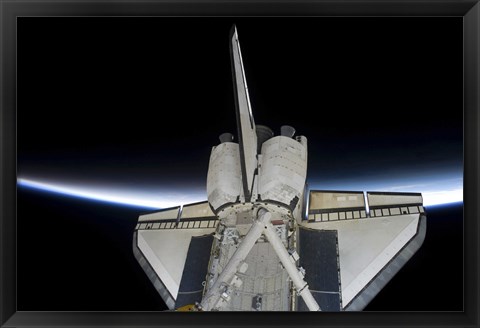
[{"left": 132, "top": 25, "right": 427, "bottom": 311}]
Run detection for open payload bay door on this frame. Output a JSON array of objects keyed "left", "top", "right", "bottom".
[
  {"left": 297, "top": 190, "right": 426, "bottom": 311},
  {"left": 133, "top": 201, "right": 218, "bottom": 309}
]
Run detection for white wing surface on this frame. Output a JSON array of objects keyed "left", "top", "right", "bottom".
[
  {"left": 133, "top": 201, "right": 218, "bottom": 309},
  {"left": 297, "top": 190, "right": 426, "bottom": 311}
]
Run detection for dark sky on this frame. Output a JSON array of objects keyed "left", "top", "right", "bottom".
[
  {"left": 16, "top": 17, "right": 463, "bottom": 311},
  {"left": 18, "top": 17, "right": 463, "bottom": 197}
]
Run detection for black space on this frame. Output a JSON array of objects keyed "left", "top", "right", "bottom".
[
  {"left": 17, "top": 17, "right": 463, "bottom": 311},
  {"left": 17, "top": 187, "right": 167, "bottom": 311},
  {"left": 18, "top": 17, "right": 463, "bottom": 185}
]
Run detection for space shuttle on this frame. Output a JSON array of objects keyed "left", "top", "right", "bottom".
[{"left": 132, "top": 25, "right": 426, "bottom": 311}]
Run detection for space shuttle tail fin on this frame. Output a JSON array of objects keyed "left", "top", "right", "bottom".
[{"left": 230, "top": 25, "right": 258, "bottom": 202}]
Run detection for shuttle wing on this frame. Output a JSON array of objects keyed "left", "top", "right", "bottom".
[
  {"left": 132, "top": 201, "right": 218, "bottom": 309},
  {"left": 230, "top": 25, "right": 257, "bottom": 202},
  {"left": 297, "top": 190, "right": 426, "bottom": 311}
]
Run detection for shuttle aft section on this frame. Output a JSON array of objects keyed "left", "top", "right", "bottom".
[{"left": 132, "top": 25, "right": 426, "bottom": 311}]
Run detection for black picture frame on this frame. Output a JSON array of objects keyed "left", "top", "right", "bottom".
[{"left": 1, "top": 1, "right": 478, "bottom": 327}]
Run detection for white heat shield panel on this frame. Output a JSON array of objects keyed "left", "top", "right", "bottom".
[
  {"left": 367, "top": 192, "right": 423, "bottom": 208},
  {"left": 138, "top": 206, "right": 180, "bottom": 223},
  {"left": 206, "top": 142, "right": 242, "bottom": 212},
  {"left": 308, "top": 190, "right": 366, "bottom": 222},
  {"left": 367, "top": 192, "right": 425, "bottom": 218},
  {"left": 180, "top": 201, "right": 216, "bottom": 219},
  {"left": 309, "top": 190, "right": 365, "bottom": 211},
  {"left": 258, "top": 136, "right": 308, "bottom": 211}
]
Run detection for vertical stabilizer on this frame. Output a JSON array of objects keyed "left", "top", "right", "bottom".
[{"left": 230, "top": 25, "right": 257, "bottom": 202}]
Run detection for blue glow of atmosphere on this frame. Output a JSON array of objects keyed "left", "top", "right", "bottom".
[
  {"left": 18, "top": 175, "right": 462, "bottom": 210},
  {"left": 17, "top": 178, "right": 206, "bottom": 209}
]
